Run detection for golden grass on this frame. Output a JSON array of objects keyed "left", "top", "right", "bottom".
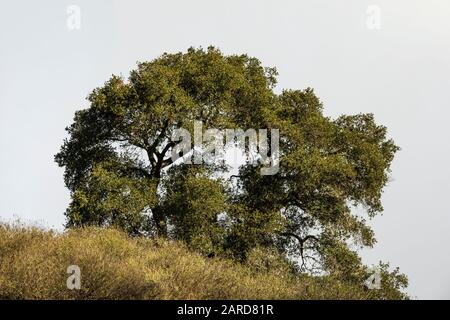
[{"left": 0, "top": 224, "right": 378, "bottom": 300}]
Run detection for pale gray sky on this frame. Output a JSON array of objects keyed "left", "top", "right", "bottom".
[{"left": 1, "top": 0, "right": 449, "bottom": 299}]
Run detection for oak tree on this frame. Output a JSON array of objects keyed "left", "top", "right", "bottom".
[{"left": 56, "top": 47, "right": 406, "bottom": 296}]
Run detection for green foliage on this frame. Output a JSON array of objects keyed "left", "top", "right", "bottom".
[
  {"left": 66, "top": 161, "right": 157, "bottom": 235},
  {"left": 161, "top": 165, "right": 227, "bottom": 254},
  {"left": 55, "top": 46, "right": 276, "bottom": 236},
  {"left": 55, "top": 47, "right": 406, "bottom": 295},
  {"left": 223, "top": 203, "right": 286, "bottom": 262}
]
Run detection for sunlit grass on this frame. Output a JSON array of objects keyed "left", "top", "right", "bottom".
[{"left": 0, "top": 224, "right": 383, "bottom": 299}]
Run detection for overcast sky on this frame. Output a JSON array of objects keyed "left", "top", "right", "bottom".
[{"left": 1, "top": 0, "right": 449, "bottom": 299}]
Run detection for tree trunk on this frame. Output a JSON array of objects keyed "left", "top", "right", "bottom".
[
  {"left": 148, "top": 147, "right": 170, "bottom": 237},
  {"left": 150, "top": 166, "right": 167, "bottom": 237},
  {"left": 152, "top": 205, "right": 167, "bottom": 237}
]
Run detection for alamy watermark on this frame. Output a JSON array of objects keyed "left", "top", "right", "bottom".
[
  {"left": 66, "top": 5, "right": 81, "bottom": 30},
  {"left": 66, "top": 265, "right": 81, "bottom": 290},
  {"left": 364, "top": 266, "right": 381, "bottom": 290},
  {"left": 168, "top": 121, "right": 280, "bottom": 175},
  {"left": 366, "top": 5, "right": 381, "bottom": 30}
]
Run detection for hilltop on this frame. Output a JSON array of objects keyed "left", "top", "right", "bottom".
[{"left": 0, "top": 224, "right": 404, "bottom": 299}]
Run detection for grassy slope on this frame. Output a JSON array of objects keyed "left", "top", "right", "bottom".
[{"left": 0, "top": 224, "right": 382, "bottom": 299}]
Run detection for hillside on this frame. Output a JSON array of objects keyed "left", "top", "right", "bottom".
[{"left": 0, "top": 224, "right": 400, "bottom": 299}]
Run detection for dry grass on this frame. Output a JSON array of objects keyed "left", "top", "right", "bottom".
[{"left": 0, "top": 224, "right": 377, "bottom": 300}]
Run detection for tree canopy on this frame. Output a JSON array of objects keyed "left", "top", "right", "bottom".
[{"left": 55, "top": 47, "right": 406, "bottom": 297}]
